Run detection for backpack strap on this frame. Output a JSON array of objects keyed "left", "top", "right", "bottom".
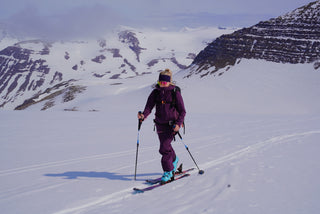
[
  {"left": 171, "top": 86, "right": 185, "bottom": 134},
  {"left": 170, "top": 86, "right": 180, "bottom": 109}
]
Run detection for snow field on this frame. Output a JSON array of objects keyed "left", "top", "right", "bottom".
[
  {"left": 1, "top": 38, "right": 320, "bottom": 213},
  {"left": 1, "top": 110, "right": 319, "bottom": 214}
]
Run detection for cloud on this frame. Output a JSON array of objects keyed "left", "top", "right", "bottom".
[
  {"left": 1, "top": 0, "right": 312, "bottom": 40},
  {"left": 4, "top": 3, "right": 126, "bottom": 40}
]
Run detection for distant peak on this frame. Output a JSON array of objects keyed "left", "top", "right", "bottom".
[{"left": 188, "top": 0, "right": 320, "bottom": 78}]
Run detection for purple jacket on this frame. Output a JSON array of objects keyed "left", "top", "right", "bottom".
[{"left": 143, "top": 85, "right": 186, "bottom": 127}]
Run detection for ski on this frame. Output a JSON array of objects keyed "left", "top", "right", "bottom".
[
  {"left": 133, "top": 173, "right": 190, "bottom": 193},
  {"left": 145, "top": 166, "right": 194, "bottom": 185}
]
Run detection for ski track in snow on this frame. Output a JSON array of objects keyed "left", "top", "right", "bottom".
[
  {"left": 52, "top": 130, "right": 320, "bottom": 214},
  {"left": 1, "top": 113, "right": 320, "bottom": 214},
  {"left": 53, "top": 188, "right": 134, "bottom": 214},
  {"left": 0, "top": 180, "right": 78, "bottom": 201},
  {"left": 201, "top": 130, "right": 320, "bottom": 170},
  {"left": 0, "top": 146, "right": 159, "bottom": 177},
  {"left": 0, "top": 146, "right": 159, "bottom": 202}
]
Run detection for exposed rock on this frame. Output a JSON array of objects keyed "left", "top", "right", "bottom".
[
  {"left": 64, "top": 52, "right": 70, "bottom": 60},
  {"left": 63, "top": 85, "right": 86, "bottom": 103},
  {"left": 98, "top": 39, "right": 107, "bottom": 48},
  {"left": 91, "top": 55, "right": 106, "bottom": 63},
  {"left": 189, "top": 1, "right": 320, "bottom": 78},
  {"left": 118, "top": 30, "right": 146, "bottom": 62},
  {"left": 50, "top": 72, "right": 63, "bottom": 84},
  {"left": 0, "top": 45, "right": 50, "bottom": 106},
  {"left": 72, "top": 64, "right": 78, "bottom": 71},
  {"left": 110, "top": 74, "right": 121, "bottom": 79},
  {"left": 108, "top": 48, "right": 122, "bottom": 58},
  {"left": 123, "top": 58, "right": 137, "bottom": 74},
  {"left": 147, "top": 57, "right": 188, "bottom": 70},
  {"left": 14, "top": 80, "right": 85, "bottom": 110}
]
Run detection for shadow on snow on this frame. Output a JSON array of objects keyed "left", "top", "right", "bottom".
[{"left": 44, "top": 171, "right": 162, "bottom": 181}]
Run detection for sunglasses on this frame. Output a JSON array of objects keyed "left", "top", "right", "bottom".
[{"left": 158, "top": 81, "right": 170, "bottom": 86}]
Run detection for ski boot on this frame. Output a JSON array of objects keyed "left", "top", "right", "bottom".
[
  {"left": 160, "top": 171, "right": 174, "bottom": 184},
  {"left": 173, "top": 156, "right": 179, "bottom": 172}
]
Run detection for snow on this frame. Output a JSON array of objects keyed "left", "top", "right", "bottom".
[
  {"left": 1, "top": 30, "right": 320, "bottom": 213},
  {"left": 1, "top": 56, "right": 320, "bottom": 213},
  {"left": 1, "top": 110, "right": 319, "bottom": 214},
  {"left": 180, "top": 60, "right": 320, "bottom": 115},
  {"left": 1, "top": 26, "right": 239, "bottom": 110}
]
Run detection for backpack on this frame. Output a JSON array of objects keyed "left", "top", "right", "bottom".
[{"left": 154, "top": 85, "right": 185, "bottom": 134}]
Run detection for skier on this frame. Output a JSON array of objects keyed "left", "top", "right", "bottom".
[{"left": 138, "top": 68, "right": 186, "bottom": 184}]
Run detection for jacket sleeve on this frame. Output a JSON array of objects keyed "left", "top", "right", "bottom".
[
  {"left": 142, "top": 89, "right": 157, "bottom": 119},
  {"left": 175, "top": 90, "right": 186, "bottom": 127}
]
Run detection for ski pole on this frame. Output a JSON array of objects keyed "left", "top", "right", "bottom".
[
  {"left": 134, "top": 111, "right": 143, "bottom": 180},
  {"left": 176, "top": 131, "right": 204, "bottom": 175}
]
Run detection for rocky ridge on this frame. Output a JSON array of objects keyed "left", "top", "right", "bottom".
[{"left": 187, "top": 0, "right": 320, "bottom": 78}]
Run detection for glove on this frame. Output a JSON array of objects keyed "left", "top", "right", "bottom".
[
  {"left": 137, "top": 111, "right": 144, "bottom": 121},
  {"left": 173, "top": 124, "right": 180, "bottom": 132}
]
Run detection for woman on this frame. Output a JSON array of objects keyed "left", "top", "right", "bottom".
[{"left": 138, "top": 69, "right": 186, "bottom": 184}]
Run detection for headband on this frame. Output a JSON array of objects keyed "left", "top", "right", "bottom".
[{"left": 159, "top": 74, "right": 171, "bottom": 82}]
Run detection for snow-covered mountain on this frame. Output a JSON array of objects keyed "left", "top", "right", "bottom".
[
  {"left": 186, "top": 0, "right": 320, "bottom": 78},
  {"left": 0, "top": 26, "right": 235, "bottom": 110},
  {"left": 1, "top": 1, "right": 320, "bottom": 113}
]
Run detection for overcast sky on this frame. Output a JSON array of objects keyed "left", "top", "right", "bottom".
[{"left": 0, "top": 0, "right": 315, "bottom": 40}]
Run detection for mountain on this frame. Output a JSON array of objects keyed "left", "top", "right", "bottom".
[
  {"left": 1, "top": 1, "right": 320, "bottom": 112},
  {"left": 185, "top": 0, "right": 320, "bottom": 78},
  {"left": 0, "top": 26, "right": 234, "bottom": 110}
]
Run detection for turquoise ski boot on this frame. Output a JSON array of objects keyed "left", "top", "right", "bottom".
[
  {"left": 173, "top": 156, "right": 179, "bottom": 172},
  {"left": 161, "top": 171, "right": 173, "bottom": 184}
]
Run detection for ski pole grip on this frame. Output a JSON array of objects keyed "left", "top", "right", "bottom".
[
  {"left": 138, "top": 111, "right": 143, "bottom": 130},
  {"left": 138, "top": 111, "right": 144, "bottom": 121}
]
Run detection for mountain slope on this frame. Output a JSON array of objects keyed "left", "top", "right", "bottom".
[
  {"left": 0, "top": 27, "right": 234, "bottom": 110},
  {"left": 186, "top": 0, "right": 320, "bottom": 78}
]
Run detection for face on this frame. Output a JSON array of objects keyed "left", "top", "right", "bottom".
[{"left": 159, "top": 81, "right": 170, "bottom": 87}]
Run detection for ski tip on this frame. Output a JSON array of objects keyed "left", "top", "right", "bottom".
[{"left": 133, "top": 188, "right": 144, "bottom": 193}]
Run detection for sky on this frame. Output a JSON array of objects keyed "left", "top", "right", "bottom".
[{"left": 0, "top": 0, "right": 315, "bottom": 40}]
